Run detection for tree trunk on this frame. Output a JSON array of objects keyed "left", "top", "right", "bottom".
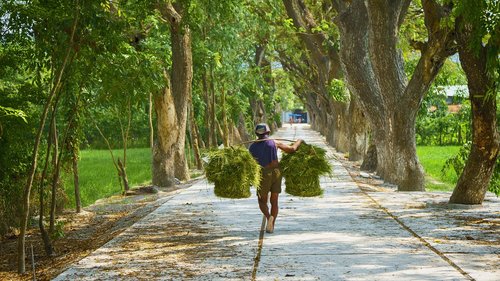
[
  {"left": 221, "top": 86, "right": 229, "bottom": 147},
  {"left": 216, "top": 119, "right": 225, "bottom": 145},
  {"left": 189, "top": 102, "right": 203, "bottom": 170},
  {"left": 117, "top": 158, "right": 129, "bottom": 193},
  {"left": 38, "top": 110, "right": 56, "bottom": 256},
  {"left": 331, "top": 101, "right": 350, "bottom": 152},
  {"left": 202, "top": 71, "right": 212, "bottom": 148},
  {"left": 19, "top": 93, "right": 54, "bottom": 272},
  {"left": 171, "top": 20, "right": 191, "bottom": 182},
  {"left": 251, "top": 45, "right": 269, "bottom": 125},
  {"left": 17, "top": 10, "right": 77, "bottom": 267},
  {"left": 94, "top": 123, "right": 123, "bottom": 190},
  {"left": 118, "top": 99, "right": 132, "bottom": 193},
  {"left": 449, "top": 16, "right": 500, "bottom": 204},
  {"left": 156, "top": 2, "right": 193, "bottom": 183},
  {"left": 72, "top": 151, "right": 81, "bottom": 213},
  {"left": 49, "top": 114, "right": 59, "bottom": 234},
  {"left": 209, "top": 67, "right": 218, "bottom": 147},
  {"left": 250, "top": 98, "right": 267, "bottom": 125},
  {"left": 334, "top": 0, "right": 454, "bottom": 191},
  {"left": 66, "top": 88, "right": 82, "bottom": 214},
  {"left": 229, "top": 123, "right": 243, "bottom": 145},
  {"left": 195, "top": 119, "right": 205, "bottom": 149},
  {"left": 39, "top": 170, "right": 54, "bottom": 256},
  {"left": 152, "top": 74, "right": 177, "bottom": 187},
  {"left": 348, "top": 96, "right": 368, "bottom": 161},
  {"left": 361, "top": 144, "right": 377, "bottom": 172},
  {"left": 149, "top": 92, "right": 154, "bottom": 151},
  {"left": 237, "top": 112, "right": 251, "bottom": 144}
]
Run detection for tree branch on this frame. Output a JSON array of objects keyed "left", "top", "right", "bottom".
[{"left": 158, "top": 2, "right": 181, "bottom": 26}]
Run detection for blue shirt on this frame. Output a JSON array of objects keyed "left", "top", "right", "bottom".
[{"left": 249, "top": 139, "right": 278, "bottom": 167}]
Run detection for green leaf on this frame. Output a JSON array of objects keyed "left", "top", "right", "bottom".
[
  {"left": 481, "top": 33, "right": 491, "bottom": 46},
  {"left": 0, "top": 106, "right": 28, "bottom": 123}
]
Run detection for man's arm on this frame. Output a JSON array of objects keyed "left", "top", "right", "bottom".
[{"left": 276, "top": 139, "right": 303, "bottom": 153}]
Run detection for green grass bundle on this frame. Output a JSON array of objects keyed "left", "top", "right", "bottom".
[
  {"left": 204, "top": 146, "right": 261, "bottom": 198},
  {"left": 281, "top": 143, "right": 332, "bottom": 197}
]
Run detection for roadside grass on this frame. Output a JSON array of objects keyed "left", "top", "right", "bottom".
[
  {"left": 62, "top": 145, "right": 461, "bottom": 207},
  {"left": 417, "top": 145, "right": 461, "bottom": 192},
  {"left": 63, "top": 148, "right": 152, "bottom": 208}
]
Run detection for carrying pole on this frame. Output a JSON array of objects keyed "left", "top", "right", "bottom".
[{"left": 238, "top": 138, "right": 298, "bottom": 145}]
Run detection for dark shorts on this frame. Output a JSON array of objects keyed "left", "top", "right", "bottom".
[{"left": 258, "top": 166, "right": 282, "bottom": 197}]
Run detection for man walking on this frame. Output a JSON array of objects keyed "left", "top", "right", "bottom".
[{"left": 249, "top": 123, "right": 303, "bottom": 233}]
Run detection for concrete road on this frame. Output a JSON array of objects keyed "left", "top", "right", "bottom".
[{"left": 54, "top": 124, "right": 499, "bottom": 281}]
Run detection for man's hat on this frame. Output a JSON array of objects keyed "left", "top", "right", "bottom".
[{"left": 255, "top": 123, "right": 270, "bottom": 135}]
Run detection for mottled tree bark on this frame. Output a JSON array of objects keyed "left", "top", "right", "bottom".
[
  {"left": 348, "top": 97, "right": 368, "bottom": 161},
  {"left": 154, "top": 2, "right": 192, "bottom": 185},
  {"left": 152, "top": 74, "right": 177, "bottom": 187},
  {"left": 449, "top": 16, "right": 500, "bottom": 204},
  {"left": 170, "top": 13, "right": 191, "bottom": 181},
  {"left": 334, "top": 0, "right": 455, "bottom": 190}
]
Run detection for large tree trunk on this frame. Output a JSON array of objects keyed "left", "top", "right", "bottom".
[
  {"left": 155, "top": 2, "right": 193, "bottom": 185},
  {"left": 152, "top": 75, "right": 177, "bottom": 187},
  {"left": 449, "top": 16, "right": 500, "bottom": 204},
  {"left": 170, "top": 15, "right": 191, "bottom": 181},
  {"left": 331, "top": 101, "right": 350, "bottom": 152},
  {"left": 348, "top": 96, "right": 368, "bottom": 161},
  {"left": 361, "top": 143, "right": 377, "bottom": 172},
  {"left": 334, "top": 0, "right": 455, "bottom": 191}
]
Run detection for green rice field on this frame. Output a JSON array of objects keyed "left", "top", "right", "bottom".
[{"left": 63, "top": 148, "right": 152, "bottom": 208}]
